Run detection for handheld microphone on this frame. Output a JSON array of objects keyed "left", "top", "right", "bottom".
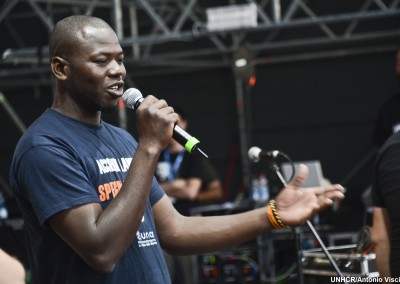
[
  {"left": 248, "top": 146, "right": 279, "bottom": 163},
  {"left": 122, "top": 88, "right": 208, "bottom": 158}
]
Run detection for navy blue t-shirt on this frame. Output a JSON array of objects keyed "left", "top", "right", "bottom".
[{"left": 10, "top": 109, "right": 170, "bottom": 284}]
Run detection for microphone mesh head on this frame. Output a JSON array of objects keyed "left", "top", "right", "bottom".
[
  {"left": 248, "top": 146, "right": 261, "bottom": 162},
  {"left": 122, "top": 88, "right": 143, "bottom": 109}
]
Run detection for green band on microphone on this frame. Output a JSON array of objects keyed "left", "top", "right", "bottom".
[{"left": 185, "top": 137, "right": 200, "bottom": 153}]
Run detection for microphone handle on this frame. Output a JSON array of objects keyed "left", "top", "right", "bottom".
[
  {"left": 173, "top": 125, "right": 208, "bottom": 158},
  {"left": 133, "top": 97, "right": 144, "bottom": 109}
]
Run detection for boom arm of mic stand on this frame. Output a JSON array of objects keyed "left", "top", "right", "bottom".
[{"left": 269, "top": 162, "right": 347, "bottom": 283}]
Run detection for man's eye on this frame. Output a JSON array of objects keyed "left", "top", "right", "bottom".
[{"left": 95, "top": 59, "right": 108, "bottom": 64}]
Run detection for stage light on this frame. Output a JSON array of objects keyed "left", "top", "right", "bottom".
[
  {"left": 234, "top": 58, "right": 248, "bottom": 68},
  {"left": 206, "top": 3, "right": 257, "bottom": 32}
]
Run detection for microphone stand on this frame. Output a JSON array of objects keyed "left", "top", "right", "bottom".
[{"left": 268, "top": 160, "right": 348, "bottom": 284}]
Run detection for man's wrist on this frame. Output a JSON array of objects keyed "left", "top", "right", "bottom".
[{"left": 267, "top": 199, "right": 289, "bottom": 229}]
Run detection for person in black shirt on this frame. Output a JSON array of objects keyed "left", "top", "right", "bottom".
[
  {"left": 371, "top": 47, "right": 400, "bottom": 280},
  {"left": 155, "top": 108, "right": 222, "bottom": 217}
]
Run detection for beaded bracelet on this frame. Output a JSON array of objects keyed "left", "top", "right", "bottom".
[
  {"left": 267, "top": 205, "right": 282, "bottom": 229},
  {"left": 267, "top": 199, "right": 289, "bottom": 229}
]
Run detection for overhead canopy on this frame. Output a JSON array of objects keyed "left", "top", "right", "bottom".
[{"left": 1, "top": 0, "right": 400, "bottom": 89}]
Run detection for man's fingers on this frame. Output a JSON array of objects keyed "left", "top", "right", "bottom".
[
  {"left": 324, "top": 187, "right": 345, "bottom": 198},
  {"left": 319, "top": 185, "right": 345, "bottom": 195},
  {"left": 314, "top": 185, "right": 345, "bottom": 208}
]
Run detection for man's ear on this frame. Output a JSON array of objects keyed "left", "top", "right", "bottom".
[{"left": 51, "top": 56, "right": 69, "bottom": 80}]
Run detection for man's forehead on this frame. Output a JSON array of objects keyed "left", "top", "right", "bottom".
[
  {"left": 79, "top": 25, "right": 118, "bottom": 43},
  {"left": 73, "top": 26, "right": 122, "bottom": 54}
]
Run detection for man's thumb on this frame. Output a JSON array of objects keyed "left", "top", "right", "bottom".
[{"left": 288, "top": 164, "right": 309, "bottom": 188}]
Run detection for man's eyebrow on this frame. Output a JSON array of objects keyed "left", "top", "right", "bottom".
[{"left": 92, "top": 50, "right": 124, "bottom": 57}]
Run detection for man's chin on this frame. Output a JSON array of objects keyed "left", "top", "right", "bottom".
[{"left": 100, "top": 103, "right": 118, "bottom": 113}]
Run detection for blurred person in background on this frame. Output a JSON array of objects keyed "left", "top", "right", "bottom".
[{"left": 371, "top": 47, "right": 400, "bottom": 280}]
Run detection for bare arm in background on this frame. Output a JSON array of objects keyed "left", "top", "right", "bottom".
[
  {"left": 371, "top": 206, "right": 391, "bottom": 281},
  {"left": 196, "top": 180, "right": 223, "bottom": 203},
  {"left": 0, "top": 249, "right": 25, "bottom": 284}
]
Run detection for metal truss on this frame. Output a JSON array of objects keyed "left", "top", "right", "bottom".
[{"left": 1, "top": 0, "right": 400, "bottom": 87}]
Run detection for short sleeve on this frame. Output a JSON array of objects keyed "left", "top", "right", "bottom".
[
  {"left": 149, "top": 177, "right": 165, "bottom": 206},
  {"left": 16, "top": 145, "right": 100, "bottom": 224},
  {"left": 372, "top": 137, "right": 400, "bottom": 209}
]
